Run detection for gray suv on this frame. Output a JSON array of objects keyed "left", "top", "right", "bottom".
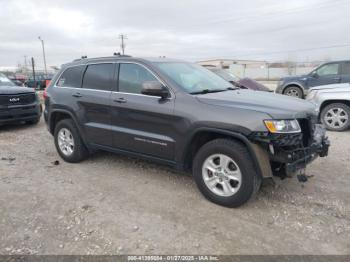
[
  {"left": 276, "top": 60, "right": 350, "bottom": 98},
  {"left": 44, "top": 56, "right": 329, "bottom": 207}
]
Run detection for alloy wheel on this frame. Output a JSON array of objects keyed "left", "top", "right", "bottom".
[
  {"left": 324, "top": 107, "right": 349, "bottom": 129},
  {"left": 57, "top": 128, "right": 75, "bottom": 156},
  {"left": 202, "top": 154, "right": 242, "bottom": 197}
]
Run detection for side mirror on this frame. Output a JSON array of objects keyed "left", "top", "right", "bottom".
[{"left": 141, "top": 81, "right": 169, "bottom": 99}]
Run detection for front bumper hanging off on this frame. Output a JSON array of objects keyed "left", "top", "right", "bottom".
[{"left": 252, "top": 124, "right": 330, "bottom": 177}]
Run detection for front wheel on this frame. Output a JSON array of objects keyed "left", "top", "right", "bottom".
[
  {"left": 321, "top": 103, "right": 350, "bottom": 131},
  {"left": 192, "top": 139, "right": 261, "bottom": 208},
  {"left": 283, "top": 86, "right": 303, "bottom": 98}
]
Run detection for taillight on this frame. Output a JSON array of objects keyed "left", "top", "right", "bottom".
[{"left": 43, "top": 88, "right": 48, "bottom": 100}]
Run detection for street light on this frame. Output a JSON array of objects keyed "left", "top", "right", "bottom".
[{"left": 38, "top": 36, "right": 48, "bottom": 76}]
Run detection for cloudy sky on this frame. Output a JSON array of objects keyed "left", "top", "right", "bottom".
[{"left": 1, "top": 0, "right": 350, "bottom": 69}]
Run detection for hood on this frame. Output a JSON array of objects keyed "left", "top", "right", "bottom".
[
  {"left": 309, "top": 83, "right": 350, "bottom": 92},
  {"left": 238, "top": 78, "right": 271, "bottom": 92},
  {"left": 0, "top": 85, "right": 35, "bottom": 95},
  {"left": 196, "top": 89, "right": 317, "bottom": 119}
]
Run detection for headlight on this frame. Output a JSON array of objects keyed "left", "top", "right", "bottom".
[
  {"left": 264, "top": 119, "right": 301, "bottom": 133},
  {"left": 306, "top": 90, "right": 317, "bottom": 101}
]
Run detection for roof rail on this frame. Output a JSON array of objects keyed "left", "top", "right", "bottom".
[{"left": 113, "top": 52, "right": 132, "bottom": 57}]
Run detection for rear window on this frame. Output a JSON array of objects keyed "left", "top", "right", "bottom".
[
  {"left": 56, "top": 66, "right": 84, "bottom": 88},
  {"left": 82, "top": 63, "right": 114, "bottom": 91},
  {"left": 342, "top": 62, "right": 350, "bottom": 75}
]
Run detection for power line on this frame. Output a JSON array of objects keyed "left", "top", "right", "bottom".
[
  {"left": 179, "top": 0, "right": 348, "bottom": 29},
  {"left": 237, "top": 43, "right": 350, "bottom": 58}
]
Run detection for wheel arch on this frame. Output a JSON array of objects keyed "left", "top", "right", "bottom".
[
  {"left": 320, "top": 99, "right": 350, "bottom": 115},
  {"left": 181, "top": 128, "right": 267, "bottom": 178},
  {"left": 50, "top": 109, "right": 90, "bottom": 150},
  {"left": 283, "top": 83, "right": 305, "bottom": 95}
]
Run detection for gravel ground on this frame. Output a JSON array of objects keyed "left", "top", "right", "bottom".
[{"left": 0, "top": 119, "right": 349, "bottom": 255}]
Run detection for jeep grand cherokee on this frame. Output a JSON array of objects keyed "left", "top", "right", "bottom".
[
  {"left": 0, "top": 73, "right": 42, "bottom": 125},
  {"left": 44, "top": 56, "right": 329, "bottom": 207}
]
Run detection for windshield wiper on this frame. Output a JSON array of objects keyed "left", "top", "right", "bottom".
[{"left": 190, "top": 88, "right": 230, "bottom": 95}]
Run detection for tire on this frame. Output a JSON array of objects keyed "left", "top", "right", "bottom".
[
  {"left": 54, "top": 119, "right": 89, "bottom": 163},
  {"left": 283, "top": 86, "right": 303, "bottom": 98},
  {"left": 192, "top": 139, "right": 261, "bottom": 208},
  {"left": 26, "top": 117, "right": 40, "bottom": 125},
  {"left": 320, "top": 103, "right": 350, "bottom": 131}
]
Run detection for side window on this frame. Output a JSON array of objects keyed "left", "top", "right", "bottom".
[
  {"left": 82, "top": 63, "right": 114, "bottom": 91},
  {"left": 316, "top": 63, "right": 339, "bottom": 76},
  {"left": 342, "top": 62, "right": 350, "bottom": 75},
  {"left": 57, "top": 66, "right": 84, "bottom": 88},
  {"left": 118, "top": 63, "right": 158, "bottom": 94}
]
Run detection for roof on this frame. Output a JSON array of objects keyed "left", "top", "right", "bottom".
[{"left": 62, "top": 55, "right": 184, "bottom": 68}]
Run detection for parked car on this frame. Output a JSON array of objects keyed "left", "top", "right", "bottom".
[
  {"left": 25, "top": 75, "right": 52, "bottom": 90},
  {"left": 0, "top": 73, "right": 42, "bottom": 125},
  {"left": 44, "top": 56, "right": 329, "bottom": 207},
  {"left": 205, "top": 66, "right": 271, "bottom": 92},
  {"left": 276, "top": 60, "right": 350, "bottom": 98},
  {"left": 306, "top": 83, "right": 350, "bottom": 131}
]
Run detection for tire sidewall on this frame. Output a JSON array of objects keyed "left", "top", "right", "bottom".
[
  {"left": 54, "top": 119, "right": 85, "bottom": 162},
  {"left": 284, "top": 86, "right": 303, "bottom": 98},
  {"left": 321, "top": 103, "right": 350, "bottom": 131},
  {"left": 193, "top": 141, "right": 257, "bottom": 207}
]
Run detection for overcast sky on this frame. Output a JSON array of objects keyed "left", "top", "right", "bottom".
[{"left": 1, "top": 0, "right": 350, "bottom": 69}]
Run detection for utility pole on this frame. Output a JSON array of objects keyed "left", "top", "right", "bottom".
[
  {"left": 38, "top": 36, "right": 48, "bottom": 76},
  {"left": 31, "top": 57, "right": 36, "bottom": 86},
  {"left": 118, "top": 34, "right": 128, "bottom": 55},
  {"left": 24, "top": 55, "right": 28, "bottom": 75}
]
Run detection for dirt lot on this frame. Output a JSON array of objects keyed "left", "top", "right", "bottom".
[{"left": 0, "top": 119, "right": 349, "bottom": 255}]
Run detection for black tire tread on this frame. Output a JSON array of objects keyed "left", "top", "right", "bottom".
[
  {"left": 192, "top": 138, "right": 261, "bottom": 208},
  {"left": 54, "top": 119, "right": 89, "bottom": 163}
]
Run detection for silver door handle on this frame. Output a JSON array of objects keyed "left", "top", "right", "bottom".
[{"left": 113, "top": 97, "right": 127, "bottom": 103}]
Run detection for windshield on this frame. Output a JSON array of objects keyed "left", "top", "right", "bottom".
[
  {"left": 210, "top": 68, "right": 240, "bottom": 82},
  {"left": 155, "top": 62, "right": 234, "bottom": 94},
  {"left": 0, "top": 73, "right": 15, "bottom": 87}
]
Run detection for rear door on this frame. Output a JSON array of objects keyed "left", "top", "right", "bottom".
[
  {"left": 340, "top": 61, "right": 350, "bottom": 84},
  {"left": 110, "top": 62, "right": 176, "bottom": 160},
  {"left": 76, "top": 63, "right": 115, "bottom": 147},
  {"left": 307, "top": 62, "right": 341, "bottom": 87}
]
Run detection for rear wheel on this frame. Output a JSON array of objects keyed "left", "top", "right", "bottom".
[
  {"left": 54, "top": 119, "right": 89, "bottom": 162},
  {"left": 283, "top": 86, "right": 303, "bottom": 98},
  {"left": 321, "top": 103, "right": 350, "bottom": 131},
  {"left": 192, "top": 139, "right": 261, "bottom": 207}
]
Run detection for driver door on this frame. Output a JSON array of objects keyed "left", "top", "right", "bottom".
[
  {"left": 110, "top": 62, "right": 176, "bottom": 160},
  {"left": 307, "top": 62, "right": 341, "bottom": 88}
]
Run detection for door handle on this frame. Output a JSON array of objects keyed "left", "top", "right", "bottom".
[
  {"left": 113, "top": 97, "right": 127, "bottom": 103},
  {"left": 72, "top": 92, "right": 83, "bottom": 98}
]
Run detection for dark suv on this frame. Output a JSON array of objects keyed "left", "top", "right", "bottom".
[
  {"left": 276, "top": 60, "right": 350, "bottom": 98},
  {"left": 44, "top": 56, "right": 329, "bottom": 207},
  {"left": 0, "top": 73, "right": 42, "bottom": 125}
]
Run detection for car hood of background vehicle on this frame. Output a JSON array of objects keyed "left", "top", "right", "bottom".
[
  {"left": 281, "top": 75, "right": 308, "bottom": 81},
  {"left": 0, "top": 86, "right": 34, "bottom": 95},
  {"left": 196, "top": 89, "right": 317, "bottom": 119},
  {"left": 238, "top": 78, "right": 271, "bottom": 92}
]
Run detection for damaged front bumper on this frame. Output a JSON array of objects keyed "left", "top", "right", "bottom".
[{"left": 251, "top": 124, "right": 330, "bottom": 178}]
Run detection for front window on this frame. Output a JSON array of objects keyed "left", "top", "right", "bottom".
[
  {"left": 155, "top": 62, "right": 233, "bottom": 94},
  {"left": 118, "top": 63, "right": 159, "bottom": 94},
  {"left": 315, "top": 63, "right": 339, "bottom": 76},
  {"left": 0, "top": 73, "right": 15, "bottom": 86}
]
